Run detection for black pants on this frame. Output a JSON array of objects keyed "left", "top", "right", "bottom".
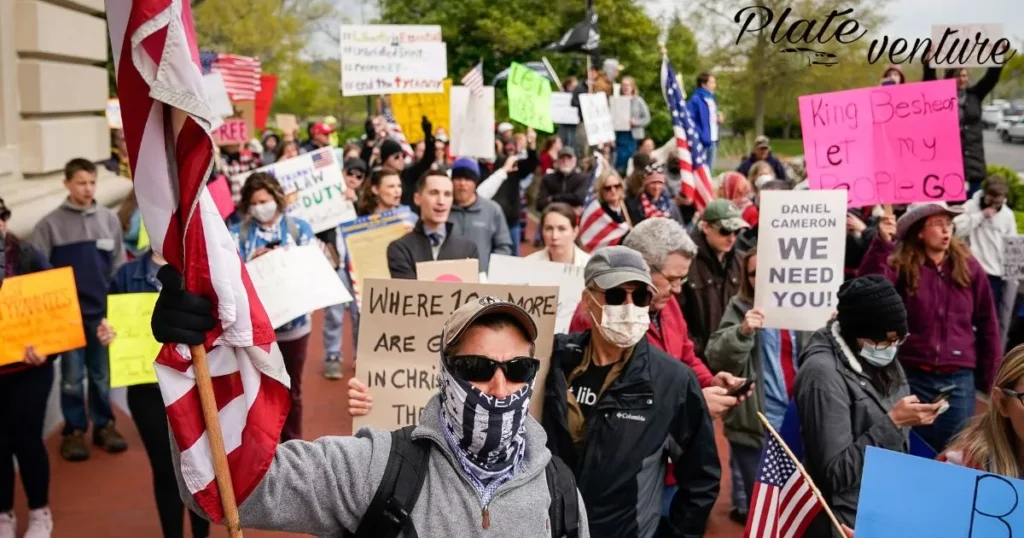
[
  {"left": 0, "top": 362, "right": 54, "bottom": 512},
  {"left": 127, "top": 383, "right": 210, "bottom": 538}
]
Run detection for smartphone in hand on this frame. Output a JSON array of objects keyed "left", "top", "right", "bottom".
[
  {"left": 932, "top": 384, "right": 957, "bottom": 404},
  {"left": 728, "top": 378, "right": 756, "bottom": 397}
]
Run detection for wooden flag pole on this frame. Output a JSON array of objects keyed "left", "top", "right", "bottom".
[{"left": 756, "top": 412, "right": 846, "bottom": 537}]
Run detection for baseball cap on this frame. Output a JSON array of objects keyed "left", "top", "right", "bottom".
[
  {"left": 343, "top": 158, "right": 367, "bottom": 174},
  {"left": 702, "top": 199, "right": 750, "bottom": 231},
  {"left": 754, "top": 135, "right": 771, "bottom": 149},
  {"left": 497, "top": 122, "right": 514, "bottom": 134},
  {"left": 441, "top": 295, "right": 538, "bottom": 353},
  {"left": 311, "top": 122, "right": 334, "bottom": 136},
  {"left": 557, "top": 147, "right": 576, "bottom": 159},
  {"left": 584, "top": 246, "right": 655, "bottom": 291}
]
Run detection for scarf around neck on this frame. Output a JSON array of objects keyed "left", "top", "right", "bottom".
[{"left": 641, "top": 192, "right": 671, "bottom": 219}]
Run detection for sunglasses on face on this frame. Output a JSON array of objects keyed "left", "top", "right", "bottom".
[
  {"left": 0, "top": 210, "right": 9, "bottom": 222},
  {"left": 592, "top": 286, "right": 652, "bottom": 307},
  {"left": 603, "top": 183, "right": 623, "bottom": 192},
  {"left": 1001, "top": 387, "right": 1024, "bottom": 406},
  {"left": 445, "top": 355, "right": 541, "bottom": 383},
  {"left": 348, "top": 172, "right": 364, "bottom": 180},
  {"left": 715, "top": 226, "right": 739, "bottom": 237}
]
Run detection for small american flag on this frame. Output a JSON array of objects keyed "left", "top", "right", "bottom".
[
  {"left": 311, "top": 148, "right": 334, "bottom": 170},
  {"left": 661, "top": 56, "right": 715, "bottom": 210},
  {"left": 461, "top": 62, "right": 484, "bottom": 98},
  {"left": 380, "top": 100, "right": 415, "bottom": 160},
  {"left": 200, "top": 51, "right": 262, "bottom": 101},
  {"left": 745, "top": 434, "right": 822, "bottom": 538}
]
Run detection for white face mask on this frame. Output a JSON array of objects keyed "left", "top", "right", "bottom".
[
  {"left": 755, "top": 174, "right": 774, "bottom": 189},
  {"left": 589, "top": 294, "right": 650, "bottom": 348},
  {"left": 859, "top": 344, "right": 898, "bottom": 367},
  {"left": 248, "top": 201, "right": 278, "bottom": 223}
]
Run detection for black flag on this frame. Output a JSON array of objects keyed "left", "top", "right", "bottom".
[{"left": 545, "top": 7, "right": 599, "bottom": 53}]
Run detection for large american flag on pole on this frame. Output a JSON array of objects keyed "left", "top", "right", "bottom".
[
  {"left": 107, "top": 0, "right": 290, "bottom": 523},
  {"left": 660, "top": 56, "right": 715, "bottom": 210},
  {"left": 744, "top": 433, "right": 822, "bottom": 538},
  {"left": 199, "top": 50, "right": 262, "bottom": 101}
]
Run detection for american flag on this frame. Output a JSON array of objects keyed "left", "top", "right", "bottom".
[
  {"left": 380, "top": 99, "right": 415, "bottom": 160},
  {"left": 462, "top": 62, "right": 484, "bottom": 98},
  {"left": 661, "top": 56, "right": 715, "bottom": 210},
  {"left": 311, "top": 148, "right": 334, "bottom": 170},
  {"left": 200, "top": 50, "right": 262, "bottom": 101},
  {"left": 745, "top": 434, "right": 822, "bottom": 538},
  {"left": 108, "top": 0, "right": 290, "bottom": 524}
]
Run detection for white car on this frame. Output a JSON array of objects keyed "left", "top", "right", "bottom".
[
  {"left": 1002, "top": 116, "right": 1024, "bottom": 143},
  {"left": 997, "top": 108, "right": 1024, "bottom": 137}
]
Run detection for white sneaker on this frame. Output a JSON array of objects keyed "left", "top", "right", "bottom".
[
  {"left": 23, "top": 507, "right": 52, "bottom": 538},
  {"left": 0, "top": 511, "right": 14, "bottom": 538}
]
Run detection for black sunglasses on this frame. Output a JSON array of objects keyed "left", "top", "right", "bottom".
[
  {"left": 0, "top": 209, "right": 9, "bottom": 222},
  {"left": 348, "top": 172, "right": 365, "bottom": 180},
  {"left": 715, "top": 226, "right": 740, "bottom": 237},
  {"left": 446, "top": 355, "right": 541, "bottom": 383},
  {"left": 593, "top": 287, "right": 652, "bottom": 307}
]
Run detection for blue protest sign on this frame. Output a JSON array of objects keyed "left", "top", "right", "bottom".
[{"left": 859, "top": 446, "right": 1024, "bottom": 537}]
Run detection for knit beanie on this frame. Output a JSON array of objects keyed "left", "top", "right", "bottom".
[
  {"left": 450, "top": 157, "right": 481, "bottom": 183},
  {"left": 836, "top": 275, "right": 907, "bottom": 342},
  {"left": 380, "top": 139, "right": 404, "bottom": 162}
]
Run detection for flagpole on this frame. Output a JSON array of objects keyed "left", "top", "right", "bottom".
[{"left": 756, "top": 412, "right": 846, "bottom": 537}]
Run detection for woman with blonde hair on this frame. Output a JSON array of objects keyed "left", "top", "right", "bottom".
[
  {"left": 746, "top": 161, "right": 776, "bottom": 192},
  {"left": 577, "top": 165, "right": 632, "bottom": 252}
]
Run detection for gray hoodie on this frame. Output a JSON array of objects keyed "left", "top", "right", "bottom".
[
  {"left": 172, "top": 395, "right": 589, "bottom": 537},
  {"left": 449, "top": 195, "right": 513, "bottom": 273}
]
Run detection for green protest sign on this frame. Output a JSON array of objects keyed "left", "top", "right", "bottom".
[{"left": 507, "top": 62, "right": 554, "bottom": 133}]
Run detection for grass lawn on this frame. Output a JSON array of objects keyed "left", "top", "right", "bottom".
[{"left": 717, "top": 136, "right": 805, "bottom": 160}]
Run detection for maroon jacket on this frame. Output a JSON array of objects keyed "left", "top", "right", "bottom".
[{"left": 857, "top": 235, "right": 1001, "bottom": 391}]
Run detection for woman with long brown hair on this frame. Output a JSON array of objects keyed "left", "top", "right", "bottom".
[
  {"left": 355, "top": 169, "right": 416, "bottom": 227},
  {"left": 858, "top": 202, "right": 1001, "bottom": 453}
]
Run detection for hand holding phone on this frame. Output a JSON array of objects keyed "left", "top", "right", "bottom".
[
  {"left": 932, "top": 384, "right": 957, "bottom": 404},
  {"left": 265, "top": 240, "right": 282, "bottom": 249},
  {"left": 728, "top": 377, "right": 756, "bottom": 397}
]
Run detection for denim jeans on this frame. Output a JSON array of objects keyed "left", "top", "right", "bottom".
[
  {"left": 904, "top": 367, "right": 975, "bottom": 452},
  {"left": 729, "top": 441, "right": 762, "bottom": 516},
  {"left": 706, "top": 141, "right": 718, "bottom": 172},
  {"left": 322, "top": 266, "right": 359, "bottom": 360},
  {"left": 61, "top": 317, "right": 114, "bottom": 434},
  {"left": 615, "top": 132, "right": 637, "bottom": 173},
  {"left": 508, "top": 223, "right": 521, "bottom": 257}
]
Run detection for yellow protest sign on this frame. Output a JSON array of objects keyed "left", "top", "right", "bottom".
[
  {"left": 389, "top": 79, "right": 452, "bottom": 144},
  {"left": 0, "top": 267, "right": 85, "bottom": 365},
  {"left": 107, "top": 293, "right": 161, "bottom": 387},
  {"left": 137, "top": 220, "right": 150, "bottom": 251}
]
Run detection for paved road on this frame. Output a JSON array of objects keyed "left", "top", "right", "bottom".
[{"left": 984, "top": 129, "right": 1024, "bottom": 173}]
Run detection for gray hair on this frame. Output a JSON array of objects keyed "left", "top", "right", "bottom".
[{"left": 622, "top": 218, "right": 697, "bottom": 272}]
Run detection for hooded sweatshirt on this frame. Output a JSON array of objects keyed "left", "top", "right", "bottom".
[{"left": 953, "top": 189, "right": 1017, "bottom": 277}]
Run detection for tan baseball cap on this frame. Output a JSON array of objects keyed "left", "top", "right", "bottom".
[{"left": 441, "top": 295, "right": 538, "bottom": 353}]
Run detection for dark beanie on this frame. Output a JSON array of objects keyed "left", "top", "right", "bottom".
[
  {"left": 380, "top": 139, "right": 404, "bottom": 162},
  {"left": 836, "top": 275, "right": 907, "bottom": 342},
  {"left": 450, "top": 157, "right": 481, "bottom": 183}
]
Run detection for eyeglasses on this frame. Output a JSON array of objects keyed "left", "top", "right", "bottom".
[
  {"left": 603, "top": 183, "right": 623, "bottom": 192},
  {"left": 592, "top": 286, "right": 652, "bottom": 307},
  {"left": 445, "top": 355, "right": 541, "bottom": 383},
  {"left": 1001, "top": 387, "right": 1024, "bottom": 406},
  {"left": 868, "top": 335, "right": 909, "bottom": 350},
  {"left": 655, "top": 269, "right": 687, "bottom": 288}
]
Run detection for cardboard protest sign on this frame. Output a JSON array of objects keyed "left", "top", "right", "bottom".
[
  {"left": 507, "top": 62, "right": 554, "bottom": 133},
  {"left": 211, "top": 119, "right": 251, "bottom": 146},
  {"left": 551, "top": 92, "right": 580, "bottom": 125},
  {"left": 1004, "top": 236, "right": 1024, "bottom": 279},
  {"left": 487, "top": 254, "right": 585, "bottom": 334},
  {"left": 417, "top": 259, "right": 479, "bottom": 283},
  {"left": 340, "top": 25, "right": 448, "bottom": 96},
  {"left": 207, "top": 175, "right": 236, "bottom": 219},
  {"left": 341, "top": 207, "right": 414, "bottom": 297},
  {"left": 354, "top": 278, "right": 559, "bottom": 430},
  {"left": 930, "top": 23, "right": 1007, "bottom": 68},
  {"left": 202, "top": 72, "right": 234, "bottom": 118},
  {"left": 859, "top": 446, "right": 1024, "bottom": 537},
  {"left": 254, "top": 74, "right": 278, "bottom": 129},
  {"left": 231, "top": 147, "right": 356, "bottom": 233},
  {"left": 0, "top": 267, "right": 85, "bottom": 365},
  {"left": 799, "top": 79, "right": 965, "bottom": 208},
  {"left": 754, "top": 190, "right": 846, "bottom": 331},
  {"left": 246, "top": 245, "right": 353, "bottom": 328},
  {"left": 390, "top": 80, "right": 452, "bottom": 144},
  {"left": 610, "top": 96, "right": 632, "bottom": 132},
  {"left": 275, "top": 114, "right": 299, "bottom": 136},
  {"left": 578, "top": 94, "right": 615, "bottom": 146},
  {"left": 108, "top": 293, "right": 160, "bottom": 387},
  {"left": 106, "top": 98, "right": 122, "bottom": 130},
  {"left": 450, "top": 85, "right": 496, "bottom": 161}
]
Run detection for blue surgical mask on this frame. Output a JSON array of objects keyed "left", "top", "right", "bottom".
[{"left": 859, "top": 345, "right": 897, "bottom": 367}]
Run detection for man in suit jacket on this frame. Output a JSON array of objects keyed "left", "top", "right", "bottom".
[{"left": 387, "top": 170, "right": 479, "bottom": 279}]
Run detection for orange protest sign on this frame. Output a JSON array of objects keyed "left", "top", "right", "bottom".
[{"left": 0, "top": 267, "right": 86, "bottom": 365}]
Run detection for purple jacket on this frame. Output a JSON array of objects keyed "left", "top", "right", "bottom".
[{"left": 857, "top": 235, "right": 1001, "bottom": 391}]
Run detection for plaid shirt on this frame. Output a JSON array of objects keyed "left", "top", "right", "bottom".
[{"left": 221, "top": 149, "right": 262, "bottom": 201}]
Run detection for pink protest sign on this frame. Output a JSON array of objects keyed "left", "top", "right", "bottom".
[
  {"left": 206, "top": 175, "right": 235, "bottom": 218},
  {"left": 799, "top": 79, "right": 965, "bottom": 208},
  {"left": 211, "top": 119, "right": 250, "bottom": 146}
]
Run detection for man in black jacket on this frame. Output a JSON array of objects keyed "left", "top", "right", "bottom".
[
  {"left": 542, "top": 246, "right": 719, "bottom": 538},
  {"left": 490, "top": 132, "right": 538, "bottom": 254},
  {"left": 386, "top": 170, "right": 479, "bottom": 279},
  {"left": 536, "top": 147, "right": 591, "bottom": 212}
]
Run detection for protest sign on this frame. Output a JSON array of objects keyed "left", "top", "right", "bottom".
[
  {"left": 551, "top": 92, "right": 580, "bottom": 125},
  {"left": 340, "top": 25, "right": 448, "bottom": 96},
  {"left": 341, "top": 207, "right": 414, "bottom": 297},
  {"left": 487, "top": 254, "right": 585, "bottom": 334},
  {"left": 254, "top": 74, "right": 277, "bottom": 129},
  {"left": 231, "top": 147, "right": 356, "bottom": 233},
  {"left": 450, "top": 85, "right": 496, "bottom": 160},
  {"left": 754, "top": 190, "right": 846, "bottom": 331},
  {"left": 610, "top": 96, "right": 632, "bottom": 132},
  {"left": 930, "top": 23, "right": 1006, "bottom": 68},
  {"left": 207, "top": 175, "right": 235, "bottom": 219},
  {"left": 108, "top": 294, "right": 160, "bottom": 388},
  {"left": 859, "top": 446, "right": 1024, "bottom": 537},
  {"left": 246, "top": 245, "right": 353, "bottom": 328},
  {"left": 507, "top": 62, "right": 554, "bottom": 133},
  {"left": 390, "top": 80, "right": 452, "bottom": 144},
  {"left": 354, "top": 278, "right": 559, "bottom": 430},
  {"left": 202, "top": 72, "right": 234, "bottom": 118},
  {"left": 0, "top": 267, "right": 85, "bottom": 365},
  {"left": 416, "top": 259, "right": 479, "bottom": 283},
  {"left": 578, "top": 93, "right": 615, "bottom": 146},
  {"left": 1004, "top": 236, "right": 1024, "bottom": 279},
  {"left": 211, "top": 119, "right": 251, "bottom": 146},
  {"left": 106, "top": 98, "right": 122, "bottom": 130},
  {"left": 799, "top": 79, "right": 965, "bottom": 208},
  {"left": 276, "top": 113, "right": 298, "bottom": 136}
]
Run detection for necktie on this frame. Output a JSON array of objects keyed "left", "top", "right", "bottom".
[
  {"left": 780, "top": 329, "right": 797, "bottom": 398},
  {"left": 428, "top": 232, "right": 442, "bottom": 247}
]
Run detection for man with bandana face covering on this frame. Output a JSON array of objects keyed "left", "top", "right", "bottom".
[{"left": 149, "top": 268, "right": 590, "bottom": 537}]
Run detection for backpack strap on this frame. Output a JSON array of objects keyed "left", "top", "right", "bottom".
[
  {"left": 352, "top": 425, "right": 431, "bottom": 538},
  {"left": 545, "top": 455, "right": 580, "bottom": 538}
]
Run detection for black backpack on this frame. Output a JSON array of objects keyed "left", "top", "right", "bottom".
[{"left": 349, "top": 425, "right": 580, "bottom": 538}]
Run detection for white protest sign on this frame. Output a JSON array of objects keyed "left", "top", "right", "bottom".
[
  {"left": 610, "top": 96, "right": 632, "bottom": 132},
  {"left": 247, "top": 245, "right": 353, "bottom": 328},
  {"left": 930, "top": 24, "right": 1007, "bottom": 68},
  {"left": 550, "top": 92, "right": 580, "bottom": 125},
  {"left": 487, "top": 254, "right": 584, "bottom": 334},
  {"left": 450, "top": 85, "right": 496, "bottom": 161},
  {"left": 754, "top": 190, "right": 846, "bottom": 331},
  {"left": 340, "top": 24, "right": 448, "bottom": 96},
  {"left": 578, "top": 93, "right": 615, "bottom": 146},
  {"left": 1004, "top": 236, "right": 1024, "bottom": 279},
  {"left": 202, "top": 72, "right": 235, "bottom": 118},
  {"left": 231, "top": 147, "right": 356, "bottom": 233}
]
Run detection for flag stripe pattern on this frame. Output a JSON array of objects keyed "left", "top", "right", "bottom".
[
  {"left": 108, "top": 0, "right": 290, "bottom": 523},
  {"left": 661, "top": 57, "right": 715, "bottom": 211},
  {"left": 744, "top": 434, "right": 822, "bottom": 538},
  {"left": 381, "top": 100, "right": 415, "bottom": 159},
  {"left": 462, "top": 62, "right": 484, "bottom": 98},
  {"left": 578, "top": 201, "right": 629, "bottom": 252},
  {"left": 200, "top": 50, "right": 262, "bottom": 101}
]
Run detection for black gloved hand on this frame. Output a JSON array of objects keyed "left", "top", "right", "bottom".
[
  {"left": 152, "top": 265, "right": 217, "bottom": 346},
  {"left": 421, "top": 116, "right": 433, "bottom": 138},
  {"left": 364, "top": 118, "right": 375, "bottom": 141}
]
